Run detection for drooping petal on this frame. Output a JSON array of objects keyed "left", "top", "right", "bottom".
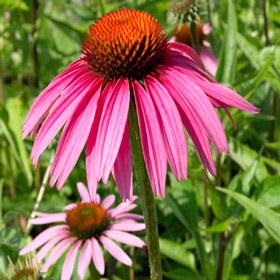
[
  {"left": 41, "top": 237, "right": 76, "bottom": 272},
  {"left": 133, "top": 81, "right": 167, "bottom": 197},
  {"left": 50, "top": 79, "right": 103, "bottom": 189},
  {"left": 99, "top": 236, "right": 132, "bottom": 266},
  {"left": 160, "top": 68, "right": 228, "bottom": 154},
  {"left": 178, "top": 106, "right": 216, "bottom": 175},
  {"left": 94, "top": 79, "right": 130, "bottom": 184},
  {"left": 91, "top": 238, "right": 105, "bottom": 275},
  {"left": 19, "top": 225, "right": 68, "bottom": 255},
  {"left": 23, "top": 60, "right": 88, "bottom": 138},
  {"left": 77, "top": 182, "right": 91, "bottom": 203},
  {"left": 61, "top": 240, "right": 82, "bottom": 280},
  {"left": 101, "top": 194, "right": 116, "bottom": 209},
  {"left": 104, "top": 230, "right": 145, "bottom": 247},
  {"left": 86, "top": 83, "right": 112, "bottom": 199},
  {"left": 31, "top": 73, "right": 98, "bottom": 166},
  {"left": 78, "top": 240, "right": 92, "bottom": 280},
  {"left": 112, "top": 123, "right": 133, "bottom": 200},
  {"left": 197, "top": 79, "right": 259, "bottom": 113},
  {"left": 145, "top": 76, "right": 187, "bottom": 180}
]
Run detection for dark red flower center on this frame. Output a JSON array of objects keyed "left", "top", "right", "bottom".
[
  {"left": 82, "top": 9, "right": 167, "bottom": 80},
  {"left": 66, "top": 203, "right": 109, "bottom": 239}
]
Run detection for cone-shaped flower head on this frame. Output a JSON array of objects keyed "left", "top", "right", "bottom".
[
  {"left": 20, "top": 183, "right": 145, "bottom": 280},
  {"left": 1, "top": 255, "right": 40, "bottom": 280},
  {"left": 23, "top": 9, "right": 259, "bottom": 199}
]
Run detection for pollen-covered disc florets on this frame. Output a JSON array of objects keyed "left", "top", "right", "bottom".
[
  {"left": 82, "top": 9, "right": 167, "bottom": 80},
  {"left": 66, "top": 203, "right": 108, "bottom": 239}
]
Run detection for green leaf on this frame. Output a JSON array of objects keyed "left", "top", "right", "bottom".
[
  {"left": 208, "top": 185, "right": 229, "bottom": 220},
  {"left": 229, "top": 139, "right": 268, "bottom": 182},
  {"left": 258, "top": 176, "right": 280, "bottom": 209},
  {"left": 159, "top": 238, "right": 196, "bottom": 270},
  {"left": 218, "top": 188, "right": 280, "bottom": 244},
  {"left": 6, "top": 98, "right": 33, "bottom": 185},
  {"left": 205, "top": 219, "right": 231, "bottom": 233}
]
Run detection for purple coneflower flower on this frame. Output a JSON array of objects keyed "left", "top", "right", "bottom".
[
  {"left": 20, "top": 183, "right": 145, "bottom": 280},
  {"left": 23, "top": 9, "right": 258, "bottom": 199}
]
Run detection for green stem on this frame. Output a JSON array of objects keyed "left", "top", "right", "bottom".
[
  {"left": 25, "top": 154, "right": 53, "bottom": 235},
  {"left": 190, "top": 21, "right": 200, "bottom": 52},
  {"left": 128, "top": 102, "right": 162, "bottom": 280}
]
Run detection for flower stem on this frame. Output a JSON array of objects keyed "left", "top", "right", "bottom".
[
  {"left": 128, "top": 102, "right": 162, "bottom": 280},
  {"left": 190, "top": 21, "right": 200, "bottom": 52},
  {"left": 25, "top": 154, "right": 53, "bottom": 234}
]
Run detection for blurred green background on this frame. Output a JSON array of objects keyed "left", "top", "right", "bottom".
[{"left": 0, "top": 0, "right": 280, "bottom": 279}]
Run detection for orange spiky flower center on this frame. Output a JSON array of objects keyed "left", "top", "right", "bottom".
[
  {"left": 82, "top": 9, "right": 167, "bottom": 80},
  {"left": 66, "top": 203, "right": 109, "bottom": 239}
]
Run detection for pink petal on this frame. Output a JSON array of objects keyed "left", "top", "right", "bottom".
[
  {"left": 179, "top": 106, "right": 216, "bottom": 175},
  {"left": 101, "top": 194, "right": 116, "bottom": 209},
  {"left": 112, "top": 123, "right": 133, "bottom": 200},
  {"left": 30, "top": 213, "right": 66, "bottom": 224},
  {"left": 161, "top": 69, "right": 228, "bottom": 154},
  {"left": 199, "top": 45, "right": 218, "bottom": 76},
  {"left": 19, "top": 225, "right": 68, "bottom": 255},
  {"left": 41, "top": 237, "right": 76, "bottom": 272},
  {"left": 110, "top": 220, "right": 145, "bottom": 232},
  {"left": 108, "top": 202, "right": 137, "bottom": 218},
  {"left": 197, "top": 79, "right": 259, "bottom": 113},
  {"left": 23, "top": 60, "right": 88, "bottom": 138},
  {"left": 94, "top": 79, "right": 130, "bottom": 184},
  {"left": 114, "top": 213, "right": 144, "bottom": 220},
  {"left": 36, "top": 232, "right": 69, "bottom": 263},
  {"left": 61, "top": 240, "right": 82, "bottom": 280},
  {"left": 145, "top": 76, "right": 187, "bottom": 180},
  {"left": 133, "top": 81, "right": 167, "bottom": 197},
  {"left": 163, "top": 49, "right": 215, "bottom": 82},
  {"left": 77, "top": 182, "right": 91, "bottom": 203},
  {"left": 168, "top": 42, "right": 203, "bottom": 67},
  {"left": 64, "top": 203, "right": 77, "bottom": 211},
  {"left": 99, "top": 235, "right": 132, "bottom": 266},
  {"left": 50, "top": 79, "right": 103, "bottom": 189},
  {"left": 31, "top": 73, "right": 97, "bottom": 166},
  {"left": 91, "top": 238, "right": 105, "bottom": 275},
  {"left": 86, "top": 84, "right": 110, "bottom": 199},
  {"left": 78, "top": 240, "right": 92, "bottom": 280},
  {"left": 104, "top": 230, "right": 145, "bottom": 248}
]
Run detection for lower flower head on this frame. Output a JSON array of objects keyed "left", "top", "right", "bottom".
[
  {"left": 66, "top": 202, "right": 109, "bottom": 239},
  {"left": 2, "top": 255, "right": 40, "bottom": 280},
  {"left": 20, "top": 183, "right": 145, "bottom": 280}
]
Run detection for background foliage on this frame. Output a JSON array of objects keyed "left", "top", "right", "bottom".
[{"left": 0, "top": 0, "right": 280, "bottom": 279}]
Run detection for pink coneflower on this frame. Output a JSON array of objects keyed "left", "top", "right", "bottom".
[
  {"left": 20, "top": 183, "right": 145, "bottom": 280},
  {"left": 23, "top": 9, "right": 258, "bottom": 199},
  {"left": 173, "top": 22, "right": 218, "bottom": 76}
]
